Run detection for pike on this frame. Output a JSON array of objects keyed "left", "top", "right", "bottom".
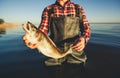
[{"left": 22, "top": 21, "right": 72, "bottom": 59}]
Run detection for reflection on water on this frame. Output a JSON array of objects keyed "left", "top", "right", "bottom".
[
  {"left": 44, "top": 63, "right": 86, "bottom": 78},
  {"left": 0, "top": 28, "right": 6, "bottom": 37}
]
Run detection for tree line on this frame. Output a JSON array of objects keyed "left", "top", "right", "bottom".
[{"left": 0, "top": 19, "right": 5, "bottom": 24}]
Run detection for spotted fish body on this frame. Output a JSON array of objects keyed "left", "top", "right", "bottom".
[{"left": 22, "top": 21, "right": 72, "bottom": 59}]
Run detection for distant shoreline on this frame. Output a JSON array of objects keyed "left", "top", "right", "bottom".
[
  {"left": 0, "top": 22, "right": 21, "bottom": 29},
  {"left": 90, "top": 22, "right": 120, "bottom": 24}
]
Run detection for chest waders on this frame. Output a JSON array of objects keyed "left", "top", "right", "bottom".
[
  {"left": 48, "top": 4, "right": 87, "bottom": 64},
  {"left": 50, "top": 16, "right": 80, "bottom": 52}
]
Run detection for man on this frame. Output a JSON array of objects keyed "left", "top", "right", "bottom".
[{"left": 23, "top": 0, "right": 91, "bottom": 66}]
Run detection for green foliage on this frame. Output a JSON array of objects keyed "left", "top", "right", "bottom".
[{"left": 0, "top": 19, "right": 5, "bottom": 24}]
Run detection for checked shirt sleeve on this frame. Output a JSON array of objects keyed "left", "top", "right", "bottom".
[
  {"left": 78, "top": 5, "right": 91, "bottom": 44},
  {"left": 38, "top": 7, "right": 50, "bottom": 35}
]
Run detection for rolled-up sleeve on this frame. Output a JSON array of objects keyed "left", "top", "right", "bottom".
[
  {"left": 38, "top": 7, "right": 50, "bottom": 35},
  {"left": 79, "top": 5, "right": 91, "bottom": 44}
]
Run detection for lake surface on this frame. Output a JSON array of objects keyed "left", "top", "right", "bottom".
[{"left": 90, "top": 23, "right": 120, "bottom": 47}]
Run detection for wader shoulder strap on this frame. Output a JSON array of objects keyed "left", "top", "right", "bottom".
[
  {"left": 74, "top": 4, "right": 83, "bottom": 22},
  {"left": 48, "top": 4, "right": 55, "bottom": 17}
]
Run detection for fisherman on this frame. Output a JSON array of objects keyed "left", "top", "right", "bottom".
[{"left": 23, "top": 0, "right": 91, "bottom": 66}]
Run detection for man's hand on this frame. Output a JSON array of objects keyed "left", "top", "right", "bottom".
[
  {"left": 72, "top": 37, "right": 85, "bottom": 52},
  {"left": 22, "top": 35, "right": 40, "bottom": 49}
]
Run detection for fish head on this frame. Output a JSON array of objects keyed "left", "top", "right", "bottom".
[
  {"left": 22, "top": 21, "right": 38, "bottom": 34},
  {"left": 22, "top": 21, "right": 40, "bottom": 44}
]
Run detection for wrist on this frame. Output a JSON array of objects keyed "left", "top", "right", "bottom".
[{"left": 80, "top": 36, "right": 86, "bottom": 44}]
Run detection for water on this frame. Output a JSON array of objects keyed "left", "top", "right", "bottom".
[
  {"left": 0, "top": 27, "right": 25, "bottom": 53},
  {"left": 90, "top": 23, "right": 120, "bottom": 47}
]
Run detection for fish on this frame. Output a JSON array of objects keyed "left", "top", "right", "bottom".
[{"left": 22, "top": 21, "right": 72, "bottom": 59}]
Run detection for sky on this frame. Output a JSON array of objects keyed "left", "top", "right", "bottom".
[{"left": 0, "top": 0, "right": 120, "bottom": 24}]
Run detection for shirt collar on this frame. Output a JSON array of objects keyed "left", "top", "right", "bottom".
[{"left": 55, "top": 0, "right": 71, "bottom": 7}]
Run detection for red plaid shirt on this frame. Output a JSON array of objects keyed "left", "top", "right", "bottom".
[{"left": 39, "top": 0, "right": 91, "bottom": 43}]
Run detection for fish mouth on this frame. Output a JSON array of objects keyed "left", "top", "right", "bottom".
[{"left": 22, "top": 21, "right": 37, "bottom": 33}]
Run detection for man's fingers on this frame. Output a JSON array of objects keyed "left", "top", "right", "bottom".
[
  {"left": 72, "top": 39, "right": 85, "bottom": 52},
  {"left": 31, "top": 44, "right": 38, "bottom": 49},
  {"left": 76, "top": 48, "right": 83, "bottom": 52},
  {"left": 22, "top": 34, "right": 40, "bottom": 49},
  {"left": 74, "top": 45, "right": 82, "bottom": 50},
  {"left": 25, "top": 42, "right": 34, "bottom": 49},
  {"left": 25, "top": 42, "right": 40, "bottom": 49},
  {"left": 22, "top": 35, "right": 26, "bottom": 40},
  {"left": 75, "top": 46, "right": 83, "bottom": 51},
  {"left": 25, "top": 40, "right": 29, "bottom": 44},
  {"left": 29, "top": 43, "right": 39, "bottom": 49},
  {"left": 72, "top": 42, "right": 82, "bottom": 49}
]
